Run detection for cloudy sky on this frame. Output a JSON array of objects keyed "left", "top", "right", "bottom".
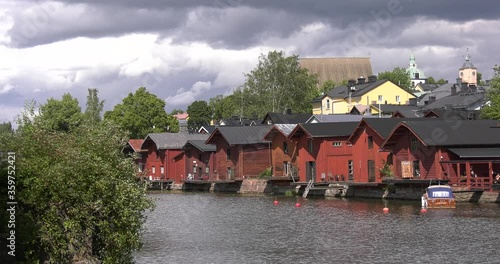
[{"left": 1, "top": 0, "right": 499, "bottom": 124}]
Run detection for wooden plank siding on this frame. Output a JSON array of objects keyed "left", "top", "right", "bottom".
[
  {"left": 269, "top": 131, "right": 298, "bottom": 177},
  {"left": 142, "top": 138, "right": 167, "bottom": 180},
  {"left": 181, "top": 147, "right": 215, "bottom": 180}
]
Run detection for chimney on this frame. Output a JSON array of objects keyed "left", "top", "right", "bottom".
[
  {"left": 461, "top": 82, "right": 468, "bottom": 92},
  {"left": 429, "top": 96, "right": 436, "bottom": 103},
  {"left": 285, "top": 108, "right": 292, "bottom": 115},
  {"left": 451, "top": 85, "right": 457, "bottom": 96},
  {"left": 409, "top": 98, "right": 417, "bottom": 106},
  {"left": 470, "top": 85, "right": 477, "bottom": 92},
  {"left": 456, "top": 78, "right": 462, "bottom": 86},
  {"left": 357, "top": 76, "right": 366, "bottom": 84},
  {"left": 445, "top": 104, "right": 453, "bottom": 110},
  {"left": 368, "top": 75, "right": 377, "bottom": 83}
]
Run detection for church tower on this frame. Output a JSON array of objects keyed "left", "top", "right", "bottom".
[
  {"left": 406, "top": 53, "right": 426, "bottom": 87},
  {"left": 459, "top": 49, "right": 477, "bottom": 86}
]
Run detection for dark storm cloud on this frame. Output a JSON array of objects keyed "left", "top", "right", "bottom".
[{"left": 8, "top": 0, "right": 500, "bottom": 48}]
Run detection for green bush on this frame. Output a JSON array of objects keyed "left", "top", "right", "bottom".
[{"left": 258, "top": 167, "right": 273, "bottom": 178}]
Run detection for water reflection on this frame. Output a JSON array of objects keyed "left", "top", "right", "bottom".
[{"left": 135, "top": 193, "right": 500, "bottom": 264}]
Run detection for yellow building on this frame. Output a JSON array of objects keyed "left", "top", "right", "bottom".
[{"left": 312, "top": 76, "right": 416, "bottom": 115}]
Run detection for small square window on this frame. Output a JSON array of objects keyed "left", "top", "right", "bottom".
[{"left": 333, "top": 142, "right": 342, "bottom": 147}]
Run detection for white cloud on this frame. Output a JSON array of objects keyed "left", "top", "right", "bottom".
[{"left": 165, "top": 81, "right": 212, "bottom": 106}]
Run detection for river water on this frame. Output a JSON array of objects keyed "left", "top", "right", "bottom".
[{"left": 134, "top": 193, "right": 500, "bottom": 264}]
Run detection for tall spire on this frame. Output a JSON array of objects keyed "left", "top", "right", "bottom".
[
  {"left": 464, "top": 48, "right": 471, "bottom": 62},
  {"left": 409, "top": 51, "right": 416, "bottom": 68}
]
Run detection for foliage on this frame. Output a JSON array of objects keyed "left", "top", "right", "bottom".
[
  {"left": 84, "top": 88, "right": 105, "bottom": 125},
  {"left": 379, "top": 161, "right": 394, "bottom": 178},
  {"left": 426, "top": 76, "right": 436, "bottom": 84},
  {"left": 2, "top": 104, "right": 154, "bottom": 263},
  {"left": 186, "top": 100, "right": 212, "bottom": 130},
  {"left": 480, "top": 65, "right": 500, "bottom": 120},
  {"left": 0, "top": 121, "right": 13, "bottom": 134},
  {"left": 378, "top": 67, "right": 411, "bottom": 91},
  {"left": 170, "top": 109, "right": 185, "bottom": 115},
  {"left": 104, "top": 87, "right": 178, "bottom": 138},
  {"left": 208, "top": 94, "right": 240, "bottom": 121},
  {"left": 258, "top": 167, "right": 273, "bottom": 178},
  {"left": 239, "top": 50, "right": 318, "bottom": 117},
  {"left": 38, "top": 93, "right": 83, "bottom": 132},
  {"left": 319, "top": 80, "right": 336, "bottom": 94}
]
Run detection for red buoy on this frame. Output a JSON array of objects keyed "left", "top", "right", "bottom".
[
  {"left": 295, "top": 202, "right": 301, "bottom": 207},
  {"left": 421, "top": 208, "right": 427, "bottom": 213},
  {"left": 383, "top": 207, "right": 389, "bottom": 213},
  {"left": 273, "top": 200, "right": 279, "bottom": 205}
]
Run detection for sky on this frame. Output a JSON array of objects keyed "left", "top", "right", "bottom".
[{"left": 1, "top": 0, "right": 500, "bottom": 124}]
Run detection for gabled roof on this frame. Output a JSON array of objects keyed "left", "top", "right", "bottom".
[
  {"left": 371, "top": 104, "right": 420, "bottom": 114},
  {"left": 391, "top": 110, "right": 422, "bottom": 118},
  {"left": 127, "top": 139, "right": 144, "bottom": 152},
  {"left": 348, "top": 118, "right": 423, "bottom": 143},
  {"left": 262, "top": 112, "right": 312, "bottom": 124},
  {"left": 142, "top": 133, "right": 209, "bottom": 150},
  {"left": 198, "top": 125, "right": 216, "bottom": 134},
  {"left": 263, "top": 124, "right": 297, "bottom": 140},
  {"left": 219, "top": 117, "right": 260, "bottom": 126},
  {"left": 183, "top": 140, "right": 216, "bottom": 152},
  {"left": 416, "top": 83, "right": 440, "bottom": 92},
  {"left": 306, "top": 114, "right": 381, "bottom": 123},
  {"left": 289, "top": 122, "right": 359, "bottom": 139},
  {"left": 299, "top": 57, "right": 373, "bottom": 86},
  {"left": 382, "top": 120, "right": 500, "bottom": 148},
  {"left": 174, "top": 113, "right": 189, "bottom": 120},
  {"left": 322, "top": 79, "right": 388, "bottom": 99},
  {"left": 423, "top": 109, "right": 468, "bottom": 120},
  {"left": 417, "top": 83, "right": 455, "bottom": 105},
  {"left": 206, "top": 126, "right": 272, "bottom": 145},
  {"left": 421, "top": 92, "right": 485, "bottom": 110}
]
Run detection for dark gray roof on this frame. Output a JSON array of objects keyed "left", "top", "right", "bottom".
[
  {"left": 360, "top": 118, "right": 422, "bottom": 139},
  {"left": 207, "top": 126, "right": 272, "bottom": 145},
  {"left": 306, "top": 114, "right": 379, "bottom": 123},
  {"left": 198, "top": 125, "right": 216, "bottom": 134},
  {"left": 273, "top": 124, "right": 297, "bottom": 137},
  {"left": 262, "top": 113, "right": 312, "bottom": 124},
  {"left": 372, "top": 104, "right": 420, "bottom": 114},
  {"left": 142, "top": 133, "right": 209, "bottom": 150},
  {"left": 321, "top": 79, "right": 388, "bottom": 99},
  {"left": 298, "top": 122, "right": 359, "bottom": 137},
  {"left": 399, "top": 120, "right": 500, "bottom": 146},
  {"left": 448, "top": 148, "right": 500, "bottom": 158},
  {"left": 421, "top": 92, "right": 485, "bottom": 110},
  {"left": 417, "top": 83, "right": 440, "bottom": 91},
  {"left": 418, "top": 83, "right": 455, "bottom": 106},
  {"left": 184, "top": 140, "right": 216, "bottom": 152},
  {"left": 392, "top": 109, "right": 422, "bottom": 118}
]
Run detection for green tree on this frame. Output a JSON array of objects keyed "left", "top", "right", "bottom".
[
  {"left": 378, "top": 67, "right": 411, "bottom": 90},
  {"left": 187, "top": 100, "right": 212, "bottom": 130},
  {"left": 426, "top": 76, "right": 436, "bottom": 84},
  {"left": 38, "top": 93, "right": 83, "bottom": 132},
  {"left": 436, "top": 78, "right": 447, "bottom": 85},
  {"left": 0, "top": 103, "right": 154, "bottom": 263},
  {"left": 477, "top": 72, "right": 486, "bottom": 86},
  {"left": 104, "top": 87, "right": 178, "bottom": 138},
  {"left": 320, "top": 80, "right": 336, "bottom": 94},
  {"left": 84, "top": 88, "right": 105, "bottom": 124},
  {"left": 480, "top": 65, "right": 500, "bottom": 120},
  {"left": 170, "top": 109, "right": 185, "bottom": 115},
  {"left": 239, "top": 50, "right": 318, "bottom": 117},
  {"left": 0, "top": 121, "right": 13, "bottom": 134},
  {"left": 209, "top": 94, "right": 239, "bottom": 121}
]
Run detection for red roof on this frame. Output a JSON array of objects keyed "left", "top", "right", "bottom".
[
  {"left": 128, "top": 139, "right": 144, "bottom": 152},
  {"left": 174, "top": 113, "right": 189, "bottom": 120}
]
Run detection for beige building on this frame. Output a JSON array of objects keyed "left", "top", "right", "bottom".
[
  {"left": 299, "top": 57, "right": 373, "bottom": 87},
  {"left": 459, "top": 49, "right": 477, "bottom": 87}
]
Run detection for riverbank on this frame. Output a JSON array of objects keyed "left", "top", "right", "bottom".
[{"left": 149, "top": 178, "right": 500, "bottom": 203}]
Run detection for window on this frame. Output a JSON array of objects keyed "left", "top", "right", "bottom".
[
  {"left": 413, "top": 160, "right": 420, "bottom": 178},
  {"left": 152, "top": 166, "right": 156, "bottom": 174},
  {"left": 333, "top": 142, "right": 342, "bottom": 147},
  {"left": 283, "top": 161, "right": 290, "bottom": 176},
  {"left": 396, "top": 95, "right": 400, "bottom": 103},
  {"left": 283, "top": 142, "right": 288, "bottom": 154},
  {"left": 227, "top": 167, "right": 234, "bottom": 180},
  {"left": 138, "top": 163, "right": 144, "bottom": 172},
  {"left": 193, "top": 165, "right": 197, "bottom": 173},
  {"left": 326, "top": 99, "right": 330, "bottom": 109},
  {"left": 226, "top": 148, "right": 231, "bottom": 160},
  {"left": 348, "top": 160, "right": 354, "bottom": 180},
  {"left": 410, "top": 137, "right": 419, "bottom": 151},
  {"left": 308, "top": 140, "right": 313, "bottom": 153},
  {"left": 368, "top": 136, "right": 373, "bottom": 149},
  {"left": 347, "top": 142, "right": 353, "bottom": 147},
  {"left": 160, "top": 166, "right": 164, "bottom": 174},
  {"left": 415, "top": 72, "right": 420, "bottom": 79},
  {"left": 205, "top": 166, "right": 210, "bottom": 174},
  {"left": 378, "top": 95, "right": 383, "bottom": 102}
]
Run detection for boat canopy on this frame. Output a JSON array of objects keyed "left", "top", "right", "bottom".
[{"left": 427, "top": 186, "right": 453, "bottom": 198}]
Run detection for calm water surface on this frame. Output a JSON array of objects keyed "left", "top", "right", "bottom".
[{"left": 134, "top": 193, "right": 500, "bottom": 264}]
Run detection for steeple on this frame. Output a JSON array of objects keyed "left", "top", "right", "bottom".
[
  {"left": 458, "top": 48, "right": 477, "bottom": 86},
  {"left": 406, "top": 52, "right": 426, "bottom": 87},
  {"left": 409, "top": 53, "right": 416, "bottom": 68}
]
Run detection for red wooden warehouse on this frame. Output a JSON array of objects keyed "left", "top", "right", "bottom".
[
  {"left": 263, "top": 124, "right": 298, "bottom": 178},
  {"left": 174, "top": 140, "right": 216, "bottom": 181}
]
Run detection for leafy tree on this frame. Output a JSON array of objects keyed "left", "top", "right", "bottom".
[
  {"left": 187, "top": 100, "right": 212, "bottom": 130},
  {"left": 320, "top": 80, "right": 336, "bottom": 94},
  {"left": 378, "top": 67, "right": 411, "bottom": 90},
  {"left": 170, "top": 109, "right": 185, "bottom": 115},
  {"left": 104, "top": 87, "right": 178, "bottom": 138},
  {"left": 480, "top": 65, "right": 500, "bottom": 120},
  {"left": 477, "top": 72, "right": 486, "bottom": 86},
  {"left": 38, "top": 93, "right": 83, "bottom": 132},
  {"left": 209, "top": 94, "right": 239, "bottom": 121},
  {"left": 239, "top": 50, "right": 318, "bottom": 117},
  {"left": 426, "top": 76, "right": 436, "bottom": 84},
  {"left": 436, "top": 78, "right": 447, "bottom": 85},
  {"left": 84, "top": 88, "right": 105, "bottom": 124},
  {"left": 0, "top": 121, "right": 13, "bottom": 134},
  {"left": 0, "top": 103, "right": 154, "bottom": 263}
]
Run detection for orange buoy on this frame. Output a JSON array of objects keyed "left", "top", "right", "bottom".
[
  {"left": 383, "top": 207, "right": 389, "bottom": 213},
  {"left": 273, "top": 199, "right": 279, "bottom": 205},
  {"left": 295, "top": 202, "right": 301, "bottom": 207},
  {"left": 421, "top": 208, "right": 427, "bottom": 213}
]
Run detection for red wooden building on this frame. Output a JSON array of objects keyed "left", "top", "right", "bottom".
[
  {"left": 381, "top": 120, "right": 500, "bottom": 190},
  {"left": 174, "top": 140, "right": 216, "bottom": 180},
  {"left": 288, "top": 122, "right": 359, "bottom": 182},
  {"left": 263, "top": 124, "right": 298, "bottom": 178},
  {"left": 123, "top": 139, "right": 146, "bottom": 174},
  {"left": 206, "top": 126, "right": 272, "bottom": 180},
  {"left": 140, "top": 133, "right": 209, "bottom": 182}
]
